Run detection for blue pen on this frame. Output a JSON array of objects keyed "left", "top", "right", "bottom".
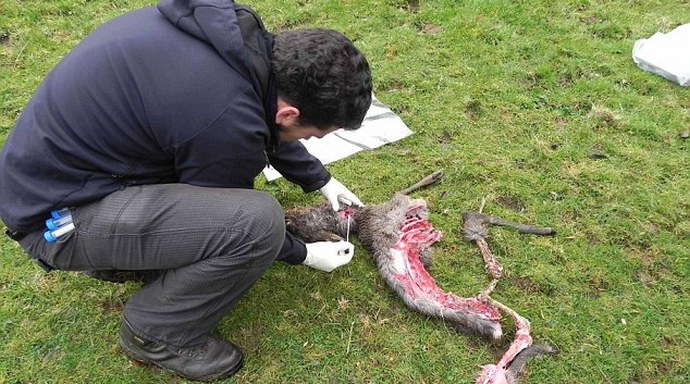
[
  {"left": 44, "top": 222, "right": 76, "bottom": 243},
  {"left": 51, "top": 208, "right": 71, "bottom": 219},
  {"left": 46, "top": 214, "right": 73, "bottom": 230}
]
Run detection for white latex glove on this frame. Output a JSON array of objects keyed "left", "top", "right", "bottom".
[
  {"left": 319, "top": 177, "right": 363, "bottom": 211},
  {"left": 302, "top": 241, "right": 355, "bottom": 272}
]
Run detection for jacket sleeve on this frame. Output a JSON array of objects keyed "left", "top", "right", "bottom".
[
  {"left": 267, "top": 141, "right": 331, "bottom": 193},
  {"left": 276, "top": 231, "right": 308, "bottom": 264}
]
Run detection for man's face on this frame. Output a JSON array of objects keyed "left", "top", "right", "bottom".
[{"left": 278, "top": 123, "right": 339, "bottom": 141}]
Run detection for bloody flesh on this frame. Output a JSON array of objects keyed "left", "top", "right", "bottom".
[
  {"left": 392, "top": 215, "right": 499, "bottom": 320},
  {"left": 355, "top": 196, "right": 503, "bottom": 339},
  {"left": 284, "top": 183, "right": 557, "bottom": 382}
]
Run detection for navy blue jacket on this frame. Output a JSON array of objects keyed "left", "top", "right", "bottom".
[{"left": 0, "top": 0, "right": 331, "bottom": 263}]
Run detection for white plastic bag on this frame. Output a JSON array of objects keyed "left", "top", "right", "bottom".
[{"left": 632, "top": 23, "right": 690, "bottom": 86}]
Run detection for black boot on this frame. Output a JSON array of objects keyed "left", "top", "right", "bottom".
[{"left": 119, "top": 319, "right": 244, "bottom": 381}]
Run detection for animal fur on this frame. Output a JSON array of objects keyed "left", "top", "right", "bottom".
[
  {"left": 286, "top": 193, "right": 502, "bottom": 339},
  {"left": 284, "top": 171, "right": 557, "bottom": 382}
]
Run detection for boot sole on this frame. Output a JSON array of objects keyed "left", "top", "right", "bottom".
[{"left": 120, "top": 341, "right": 243, "bottom": 381}]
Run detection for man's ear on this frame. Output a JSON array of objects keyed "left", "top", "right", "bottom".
[{"left": 275, "top": 98, "right": 300, "bottom": 126}]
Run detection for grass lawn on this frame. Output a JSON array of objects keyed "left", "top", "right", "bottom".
[{"left": 1, "top": 0, "right": 688, "bottom": 383}]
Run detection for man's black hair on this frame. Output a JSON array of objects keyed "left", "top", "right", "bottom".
[{"left": 272, "top": 28, "right": 372, "bottom": 130}]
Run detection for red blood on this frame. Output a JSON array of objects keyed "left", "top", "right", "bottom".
[{"left": 391, "top": 215, "right": 499, "bottom": 320}]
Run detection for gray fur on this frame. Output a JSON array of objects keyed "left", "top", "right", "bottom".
[
  {"left": 285, "top": 193, "right": 502, "bottom": 339},
  {"left": 506, "top": 344, "right": 559, "bottom": 383}
]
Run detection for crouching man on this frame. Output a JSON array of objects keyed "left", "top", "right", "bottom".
[{"left": 0, "top": 0, "right": 372, "bottom": 380}]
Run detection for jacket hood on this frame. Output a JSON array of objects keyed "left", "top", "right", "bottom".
[
  {"left": 157, "top": 0, "right": 279, "bottom": 146},
  {"left": 157, "top": 0, "right": 252, "bottom": 83}
]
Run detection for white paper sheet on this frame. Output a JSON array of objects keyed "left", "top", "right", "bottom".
[
  {"left": 263, "top": 95, "right": 413, "bottom": 181},
  {"left": 632, "top": 23, "right": 690, "bottom": 86}
]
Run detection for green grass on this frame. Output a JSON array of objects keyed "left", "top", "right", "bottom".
[{"left": 1, "top": 0, "right": 688, "bottom": 382}]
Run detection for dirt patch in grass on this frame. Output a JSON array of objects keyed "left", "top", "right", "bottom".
[
  {"left": 494, "top": 195, "right": 526, "bottom": 212},
  {"left": 98, "top": 297, "right": 125, "bottom": 314},
  {"left": 505, "top": 276, "right": 555, "bottom": 296}
]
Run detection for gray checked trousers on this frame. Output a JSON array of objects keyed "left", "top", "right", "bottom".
[{"left": 18, "top": 184, "right": 285, "bottom": 347}]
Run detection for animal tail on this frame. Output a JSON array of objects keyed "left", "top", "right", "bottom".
[{"left": 506, "top": 343, "right": 558, "bottom": 376}]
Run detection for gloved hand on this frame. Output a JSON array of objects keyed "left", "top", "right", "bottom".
[
  {"left": 319, "top": 177, "right": 364, "bottom": 211},
  {"left": 302, "top": 241, "right": 355, "bottom": 272}
]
